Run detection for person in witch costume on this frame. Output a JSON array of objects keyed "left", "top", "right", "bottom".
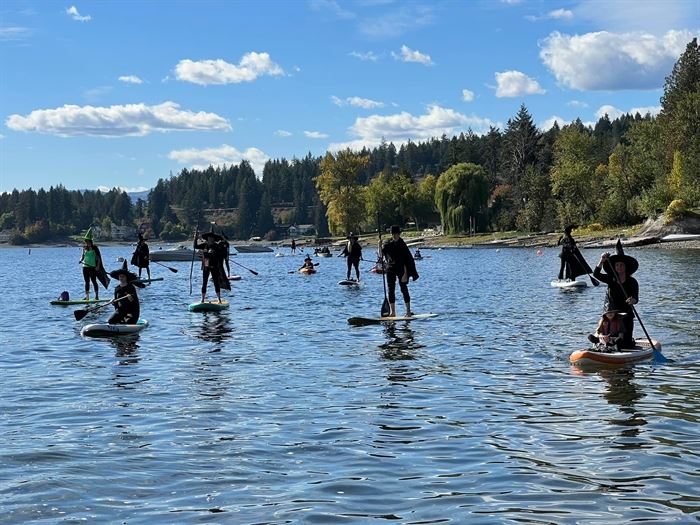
[
  {"left": 557, "top": 225, "right": 577, "bottom": 281},
  {"left": 194, "top": 229, "right": 230, "bottom": 303},
  {"left": 593, "top": 240, "right": 639, "bottom": 349},
  {"left": 380, "top": 225, "right": 419, "bottom": 317},
  {"left": 220, "top": 230, "right": 231, "bottom": 278},
  {"left": 339, "top": 232, "right": 362, "bottom": 282},
  {"left": 79, "top": 228, "right": 109, "bottom": 300},
  {"left": 108, "top": 261, "right": 142, "bottom": 325},
  {"left": 130, "top": 233, "right": 151, "bottom": 280}
]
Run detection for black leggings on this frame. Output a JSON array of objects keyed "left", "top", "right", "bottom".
[
  {"left": 108, "top": 310, "right": 137, "bottom": 325},
  {"left": 620, "top": 312, "right": 635, "bottom": 348},
  {"left": 558, "top": 253, "right": 572, "bottom": 280},
  {"left": 347, "top": 258, "right": 360, "bottom": 279},
  {"left": 386, "top": 271, "right": 410, "bottom": 303},
  {"left": 83, "top": 266, "right": 98, "bottom": 293},
  {"left": 202, "top": 267, "right": 222, "bottom": 295}
]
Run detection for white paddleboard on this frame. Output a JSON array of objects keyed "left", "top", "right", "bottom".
[
  {"left": 81, "top": 319, "right": 149, "bottom": 337},
  {"left": 551, "top": 279, "right": 587, "bottom": 288},
  {"left": 348, "top": 313, "right": 438, "bottom": 325}
]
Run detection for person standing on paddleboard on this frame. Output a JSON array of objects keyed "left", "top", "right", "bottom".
[
  {"left": 380, "top": 225, "right": 419, "bottom": 317},
  {"left": 79, "top": 228, "right": 108, "bottom": 301},
  {"left": 108, "top": 262, "right": 140, "bottom": 325},
  {"left": 557, "top": 225, "right": 577, "bottom": 281},
  {"left": 593, "top": 241, "right": 639, "bottom": 349},
  {"left": 291, "top": 238, "right": 296, "bottom": 255},
  {"left": 340, "top": 232, "right": 362, "bottom": 282},
  {"left": 194, "top": 230, "right": 230, "bottom": 304},
  {"left": 131, "top": 233, "right": 151, "bottom": 280}
]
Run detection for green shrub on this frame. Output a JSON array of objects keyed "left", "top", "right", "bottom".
[{"left": 664, "top": 199, "right": 688, "bottom": 223}]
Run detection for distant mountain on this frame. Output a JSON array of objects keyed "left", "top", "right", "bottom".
[{"left": 128, "top": 189, "right": 150, "bottom": 203}]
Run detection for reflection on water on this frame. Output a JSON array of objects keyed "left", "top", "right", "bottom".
[
  {"left": 194, "top": 312, "right": 232, "bottom": 344},
  {"left": 379, "top": 322, "right": 423, "bottom": 361},
  {"left": 110, "top": 335, "right": 141, "bottom": 365},
  {"left": 599, "top": 368, "right": 648, "bottom": 442}
]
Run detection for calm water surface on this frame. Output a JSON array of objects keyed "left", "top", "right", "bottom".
[{"left": 1, "top": 245, "right": 699, "bottom": 524}]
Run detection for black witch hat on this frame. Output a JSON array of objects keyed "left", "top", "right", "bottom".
[
  {"left": 606, "top": 240, "right": 639, "bottom": 275},
  {"left": 202, "top": 226, "right": 222, "bottom": 241},
  {"left": 109, "top": 260, "right": 145, "bottom": 287}
]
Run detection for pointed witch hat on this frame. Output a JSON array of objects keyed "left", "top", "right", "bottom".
[
  {"left": 109, "top": 260, "right": 145, "bottom": 287},
  {"left": 606, "top": 239, "right": 639, "bottom": 275},
  {"left": 83, "top": 227, "right": 94, "bottom": 241},
  {"left": 202, "top": 226, "right": 222, "bottom": 241}
]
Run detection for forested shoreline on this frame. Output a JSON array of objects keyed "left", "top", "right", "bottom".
[{"left": 1, "top": 39, "right": 697, "bottom": 244}]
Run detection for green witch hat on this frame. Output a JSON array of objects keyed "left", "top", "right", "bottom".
[{"left": 83, "top": 227, "right": 93, "bottom": 241}]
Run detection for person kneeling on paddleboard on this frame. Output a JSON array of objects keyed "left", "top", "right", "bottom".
[
  {"left": 587, "top": 309, "right": 626, "bottom": 352},
  {"left": 108, "top": 262, "right": 140, "bottom": 325},
  {"left": 380, "top": 225, "right": 419, "bottom": 317}
]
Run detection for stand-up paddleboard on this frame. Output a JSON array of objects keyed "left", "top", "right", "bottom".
[
  {"left": 300, "top": 267, "right": 317, "bottom": 274},
  {"left": 188, "top": 299, "right": 229, "bottom": 312},
  {"left": 228, "top": 275, "right": 242, "bottom": 281},
  {"left": 81, "top": 319, "right": 149, "bottom": 337},
  {"left": 134, "top": 277, "right": 164, "bottom": 285},
  {"left": 551, "top": 279, "right": 587, "bottom": 289},
  {"left": 339, "top": 279, "right": 360, "bottom": 286},
  {"left": 348, "top": 313, "right": 438, "bottom": 325},
  {"left": 50, "top": 298, "right": 109, "bottom": 306},
  {"left": 570, "top": 338, "right": 661, "bottom": 367},
  {"left": 275, "top": 253, "right": 285, "bottom": 258}
]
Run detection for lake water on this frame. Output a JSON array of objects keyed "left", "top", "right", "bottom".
[{"left": 1, "top": 245, "right": 699, "bottom": 524}]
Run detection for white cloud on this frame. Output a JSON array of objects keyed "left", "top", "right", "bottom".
[
  {"left": 175, "top": 52, "right": 284, "bottom": 85},
  {"left": 548, "top": 8, "right": 573, "bottom": 20},
  {"left": 502, "top": 0, "right": 522, "bottom": 4},
  {"left": 349, "top": 50, "right": 380, "bottom": 61},
  {"left": 567, "top": 99, "right": 588, "bottom": 108},
  {"left": 595, "top": 104, "right": 662, "bottom": 120},
  {"left": 392, "top": 44, "right": 433, "bottom": 65},
  {"left": 331, "top": 95, "right": 384, "bottom": 109},
  {"left": 308, "top": 0, "right": 356, "bottom": 20},
  {"left": 275, "top": 129, "right": 292, "bottom": 137},
  {"left": 574, "top": 0, "right": 697, "bottom": 33},
  {"left": 360, "top": 6, "right": 435, "bottom": 38},
  {"left": 66, "top": 6, "right": 91, "bottom": 22},
  {"left": 118, "top": 75, "right": 143, "bottom": 84},
  {"left": 494, "top": 70, "right": 546, "bottom": 97},
  {"left": 97, "top": 185, "right": 149, "bottom": 193},
  {"left": 304, "top": 130, "right": 329, "bottom": 139},
  {"left": 540, "top": 29, "right": 696, "bottom": 91},
  {"left": 329, "top": 104, "right": 498, "bottom": 151},
  {"left": 540, "top": 115, "right": 568, "bottom": 131},
  {"left": 169, "top": 144, "right": 269, "bottom": 176},
  {"left": 6, "top": 101, "right": 231, "bottom": 137},
  {"left": 462, "top": 89, "right": 475, "bottom": 102},
  {"left": 630, "top": 105, "right": 662, "bottom": 116},
  {"left": 0, "top": 26, "right": 31, "bottom": 41}
]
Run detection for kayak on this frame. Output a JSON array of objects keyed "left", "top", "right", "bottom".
[
  {"left": 228, "top": 275, "right": 242, "bottom": 281},
  {"left": 551, "top": 279, "right": 587, "bottom": 289},
  {"left": 81, "top": 319, "right": 149, "bottom": 337},
  {"left": 188, "top": 299, "right": 229, "bottom": 312},
  {"left": 338, "top": 279, "right": 360, "bottom": 286},
  {"left": 316, "top": 252, "right": 332, "bottom": 258},
  {"left": 348, "top": 313, "right": 438, "bottom": 326},
  {"left": 300, "top": 267, "right": 317, "bottom": 274},
  {"left": 570, "top": 338, "right": 662, "bottom": 367},
  {"left": 50, "top": 298, "right": 109, "bottom": 306},
  {"left": 133, "top": 277, "right": 164, "bottom": 285}
]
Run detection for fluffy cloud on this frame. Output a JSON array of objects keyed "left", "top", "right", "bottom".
[
  {"left": 595, "top": 104, "right": 661, "bottom": 120},
  {"left": 168, "top": 144, "right": 269, "bottom": 176},
  {"left": 66, "top": 6, "right": 91, "bottom": 22},
  {"left": 462, "top": 89, "right": 475, "bottom": 102},
  {"left": 118, "top": 75, "right": 143, "bottom": 84},
  {"left": 540, "top": 115, "right": 568, "bottom": 131},
  {"left": 494, "top": 70, "right": 546, "bottom": 97},
  {"left": 548, "top": 8, "right": 573, "bottom": 19},
  {"left": 304, "top": 130, "right": 329, "bottom": 139},
  {"left": 567, "top": 99, "right": 588, "bottom": 108},
  {"left": 540, "top": 29, "right": 696, "bottom": 91},
  {"left": 331, "top": 95, "right": 384, "bottom": 109},
  {"left": 392, "top": 45, "right": 433, "bottom": 65},
  {"left": 330, "top": 105, "right": 498, "bottom": 151},
  {"left": 175, "top": 52, "right": 284, "bottom": 85},
  {"left": 6, "top": 101, "right": 231, "bottom": 137},
  {"left": 275, "top": 129, "right": 292, "bottom": 137},
  {"left": 349, "top": 50, "right": 380, "bottom": 61}
]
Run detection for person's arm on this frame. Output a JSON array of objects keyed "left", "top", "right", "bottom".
[
  {"left": 627, "top": 278, "right": 639, "bottom": 305},
  {"left": 592, "top": 252, "right": 611, "bottom": 281}
]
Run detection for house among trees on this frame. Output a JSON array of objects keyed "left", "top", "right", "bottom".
[{"left": 288, "top": 224, "right": 316, "bottom": 237}]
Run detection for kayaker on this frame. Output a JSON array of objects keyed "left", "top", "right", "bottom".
[
  {"left": 380, "top": 225, "right": 419, "bottom": 317},
  {"left": 300, "top": 255, "right": 315, "bottom": 270},
  {"left": 340, "top": 232, "right": 362, "bottom": 282},
  {"left": 557, "top": 225, "right": 576, "bottom": 281},
  {"left": 588, "top": 309, "right": 626, "bottom": 351},
  {"left": 79, "top": 228, "right": 108, "bottom": 300},
  {"left": 414, "top": 249, "right": 422, "bottom": 259},
  {"left": 108, "top": 262, "right": 140, "bottom": 325},
  {"left": 130, "top": 233, "right": 150, "bottom": 280},
  {"left": 592, "top": 241, "right": 639, "bottom": 349},
  {"left": 194, "top": 230, "right": 230, "bottom": 303}
]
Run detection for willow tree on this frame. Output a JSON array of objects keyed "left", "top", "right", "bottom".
[
  {"left": 315, "top": 150, "right": 369, "bottom": 235},
  {"left": 434, "top": 163, "right": 489, "bottom": 234}
]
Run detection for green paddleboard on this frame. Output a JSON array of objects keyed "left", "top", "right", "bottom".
[
  {"left": 50, "top": 298, "right": 110, "bottom": 306},
  {"left": 188, "top": 299, "right": 229, "bottom": 312}
]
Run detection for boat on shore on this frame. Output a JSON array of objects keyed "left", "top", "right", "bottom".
[{"left": 151, "top": 245, "right": 202, "bottom": 262}]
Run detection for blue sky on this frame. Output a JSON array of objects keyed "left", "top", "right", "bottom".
[{"left": 0, "top": 0, "right": 698, "bottom": 193}]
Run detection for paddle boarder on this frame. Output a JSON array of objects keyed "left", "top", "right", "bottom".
[
  {"left": 130, "top": 233, "right": 150, "bottom": 280},
  {"left": 556, "top": 226, "right": 577, "bottom": 281},
  {"left": 79, "top": 228, "right": 108, "bottom": 300},
  {"left": 593, "top": 241, "right": 639, "bottom": 349},
  {"left": 380, "top": 225, "right": 419, "bottom": 317},
  {"left": 194, "top": 230, "right": 230, "bottom": 303},
  {"left": 340, "top": 232, "right": 362, "bottom": 282},
  {"left": 588, "top": 309, "right": 626, "bottom": 351},
  {"left": 108, "top": 262, "right": 140, "bottom": 325},
  {"left": 291, "top": 238, "right": 296, "bottom": 255}
]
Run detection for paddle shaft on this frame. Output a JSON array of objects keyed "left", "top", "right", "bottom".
[
  {"left": 602, "top": 258, "right": 657, "bottom": 352},
  {"left": 229, "top": 258, "right": 259, "bottom": 276},
  {"left": 74, "top": 294, "right": 131, "bottom": 320},
  {"left": 152, "top": 260, "right": 178, "bottom": 273},
  {"left": 377, "top": 217, "right": 390, "bottom": 316},
  {"left": 189, "top": 223, "right": 199, "bottom": 295}
]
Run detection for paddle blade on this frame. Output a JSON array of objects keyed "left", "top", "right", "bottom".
[
  {"left": 74, "top": 309, "right": 88, "bottom": 321},
  {"left": 589, "top": 275, "right": 600, "bottom": 286},
  {"left": 381, "top": 298, "right": 390, "bottom": 317},
  {"left": 248, "top": 269, "right": 259, "bottom": 276},
  {"left": 168, "top": 267, "right": 178, "bottom": 273}
]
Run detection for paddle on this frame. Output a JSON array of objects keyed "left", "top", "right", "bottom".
[
  {"left": 74, "top": 294, "right": 131, "bottom": 321},
  {"left": 189, "top": 222, "right": 199, "bottom": 295},
  {"left": 572, "top": 248, "right": 599, "bottom": 286},
  {"left": 378, "top": 217, "right": 390, "bottom": 317},
  {"left": 229, "top": 258, "right": 259, "bottom": 276},
  {"left": 152, "top": 260, "right": 178, "bottom": 273},
  {"left": 602, "top": 255, "right": 663, "bottom": 361}
]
